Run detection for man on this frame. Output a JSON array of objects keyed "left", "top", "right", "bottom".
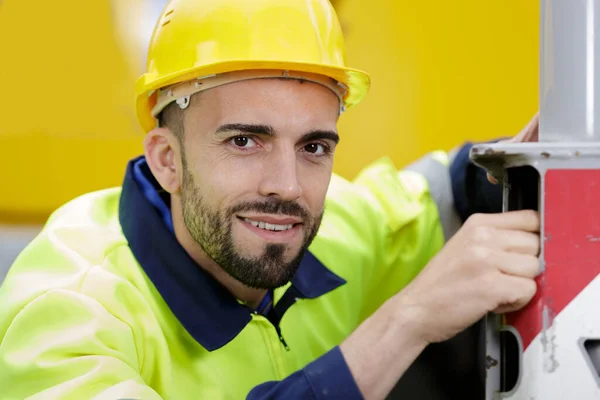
[{"left": 0, "top": 0, "right": 540, "bottom": 399}]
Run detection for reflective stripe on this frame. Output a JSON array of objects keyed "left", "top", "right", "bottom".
[{"left": 406, "top": 153, "right": 462, "bottom": 241}]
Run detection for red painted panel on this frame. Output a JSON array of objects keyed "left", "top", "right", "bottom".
[{"left": 506, "top": 169, "right": 600, "bottom": 350}]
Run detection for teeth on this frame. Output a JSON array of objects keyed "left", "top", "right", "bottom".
[{"left": 244, "top": 218, "right": 294, "bottom": 232}]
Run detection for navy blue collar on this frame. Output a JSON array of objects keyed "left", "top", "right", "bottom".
[{"left": 119, "top": 156, "right": 346, "bottom": 351}]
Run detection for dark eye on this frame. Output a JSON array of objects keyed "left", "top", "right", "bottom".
[
  {"left": 230, "top": 136, "right": 257, "bottom": 149},
  {"left": 304, "top": 143, "right": 327, "bottom": 155},
  {"left": 234, "top": 137, "right": 249, "bottom": 147}
]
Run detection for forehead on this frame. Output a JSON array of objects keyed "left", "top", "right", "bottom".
[{"left": 185, "top": 78, "right": 340, "bottom": 132}]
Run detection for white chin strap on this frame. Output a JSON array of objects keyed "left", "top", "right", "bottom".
[{"left": 151, "top": 69, "right": 348, "bottom": 118}]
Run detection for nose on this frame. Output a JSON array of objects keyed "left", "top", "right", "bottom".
[{"left": 258, "top": 147, "right": 302, "bottom": 201}]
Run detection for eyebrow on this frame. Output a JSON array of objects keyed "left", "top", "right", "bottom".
[
  {"left": 215, "top": 123, "right": 339, "bottom": 144},
  {"left": 215, "top": 123, "right": 274, "bottom": 136},
  {"left": 300, "top": 130, "right": 340, "bottom": 145}
]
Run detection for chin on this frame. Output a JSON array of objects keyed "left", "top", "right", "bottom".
[
  {"left": 238, "top": 243, "right": 298, "bottom": 263},
  {"left": 235, "top": 231, "right": 301, "bottom": 258}
]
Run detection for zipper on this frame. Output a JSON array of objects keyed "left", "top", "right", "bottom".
[
  {"left": 255, "top": 315, "right": 288, "bottom": 379},
  {"left": 274, "top": 323, "right": 290, "bottom": 351}
]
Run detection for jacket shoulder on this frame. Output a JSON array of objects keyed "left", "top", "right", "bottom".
[
  {"left": 0, "top": 188, "right": 129, "bottom": 321},
  {"left": 46, "top": 187, "right": 123, "bottom": 231}
]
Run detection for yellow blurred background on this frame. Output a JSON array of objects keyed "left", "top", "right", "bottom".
[{"left": 0, "top": 0, "right": 538, "bottom": 264}]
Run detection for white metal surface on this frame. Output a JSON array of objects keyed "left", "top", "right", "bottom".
[{"left": 506, "top": 275, "right": 600, "bottom": 399}]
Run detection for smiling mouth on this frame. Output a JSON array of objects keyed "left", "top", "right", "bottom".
[{"left": 241, "top": 217, "right": 298, "bottom": 232}]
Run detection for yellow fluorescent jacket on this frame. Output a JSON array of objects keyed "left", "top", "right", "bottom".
[{"left": 0, "top": 152, "right": 458, "bottom": 399}]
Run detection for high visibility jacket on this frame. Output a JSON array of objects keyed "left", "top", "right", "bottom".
[{"left": 0, "top": 144, "right": 499, "bottom": 399}]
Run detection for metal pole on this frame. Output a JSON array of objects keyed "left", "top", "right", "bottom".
[
  {"left": 471, "top": 3, "right": 600, "bottom": 398},
  {"left": 540, "top": 0, "right": 600, "bottom": 142}
]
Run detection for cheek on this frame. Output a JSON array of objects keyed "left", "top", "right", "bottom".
[
  {"left": 194, "top": 153, "right": 262, "bottom": 206},
  {"left": 298, "top": 163, "right": 332, "bottom": 213}
]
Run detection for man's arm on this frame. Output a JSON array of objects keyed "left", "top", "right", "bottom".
[
  {"left": 0, "top": 289, "right": 163, "bottom": 400},
  {"left": 249, "top": 209, "right": 540, "bottom": 400},
  {"left": 247, "top": 299, "right": 426, "bottom": 400},
  {"left": 250, "top": 141, "right": 540, "bottom": 400}
]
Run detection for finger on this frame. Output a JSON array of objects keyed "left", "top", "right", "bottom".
[
  {"left": 491, "top": 275, "right": 537, "bottom": 314},
  {"left": 510, "top": 112, "right": 540, "bottom": 143},
  {"left": 494, "top": 229, "right": 540, "bottom": 255},
  {"left": 505, "top": 112, "right": 540, "bottom": 143},
  {"left": 487, "top": 173, "right": 499, "bottom": 184},
  {"left": 467, "top": 210, "right": 540, "bottom": 233},
  {"left": 529, "top": 115, "right": 539, "bottom": 141},
  {"left": 493, "top": 251, "right": 540, "bottom": 278},
  {"left": 521, "top": 113, "right": 539, "bottom": 142}
]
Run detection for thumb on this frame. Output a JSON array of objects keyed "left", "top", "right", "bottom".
[{"left": 487, "top": 174, "right": 499, "bottom": 184}]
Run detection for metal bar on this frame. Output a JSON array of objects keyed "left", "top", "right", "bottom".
[{"left": 540, "top": 0, "right": 600, "bottom": 142}]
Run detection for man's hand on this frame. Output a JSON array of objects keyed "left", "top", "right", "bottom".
[
  {"left": 340, "top": 210, "right": 540, "bottom": 400},
  {"left": 488, "top": 112, "right": 539, "bottom": 183},
  {"left": 396, "top": 210, "right": 540, "bottom": 344}
]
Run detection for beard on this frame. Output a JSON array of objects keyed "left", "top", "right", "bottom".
[{"left": 180, "top": 164, "right": 323, "bottom": 290}]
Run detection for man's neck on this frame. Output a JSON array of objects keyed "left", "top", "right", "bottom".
[{"left": 171, "top": 209, "right": 267, "bottom": 310}]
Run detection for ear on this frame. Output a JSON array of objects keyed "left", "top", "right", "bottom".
[{"left": 144, "top": 128, "right": 181, "bottom": 194}]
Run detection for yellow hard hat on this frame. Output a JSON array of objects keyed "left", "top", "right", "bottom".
[{"left": 134, "top": 0, "right": 371, "bottom": 133}]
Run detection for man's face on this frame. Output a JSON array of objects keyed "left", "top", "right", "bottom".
[{"left": 178, "top": 79, "right": 340, "bottom": 290}]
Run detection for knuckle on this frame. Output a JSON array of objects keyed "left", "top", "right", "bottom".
[
  {"left": 466, "top": 245, "right": 491, "bottom": 263},
  {"left": 472, "top": 225, "right": 494, "bottom": 243},
  {"left": 465, "top": 213, "right": 486, "bottom": 228}
]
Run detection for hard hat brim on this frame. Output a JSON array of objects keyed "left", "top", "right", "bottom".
[{"left": 135, "top": 60, "right": 370, "bottom": 133}]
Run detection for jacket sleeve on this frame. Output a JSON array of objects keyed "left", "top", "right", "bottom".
[
  {"left": 247, "top": 346, "right": 363, "bottom": 399},
  {"left": 0, "top": 289, "right": 163, "bottom": 400},
  {"left": 450, "top": 142, "right": 503, "bottom": 221}
]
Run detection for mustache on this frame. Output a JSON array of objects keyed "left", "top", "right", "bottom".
[{"left": 230, "top": 199, "right": 310, "bottom": 220}]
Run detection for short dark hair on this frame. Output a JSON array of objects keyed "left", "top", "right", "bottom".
[
  {"left": 158, "top": 92, "right": 204, "bottom": 145},
  {"left": 158, "top": 101, "right": 185, "bottom": 144}
]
